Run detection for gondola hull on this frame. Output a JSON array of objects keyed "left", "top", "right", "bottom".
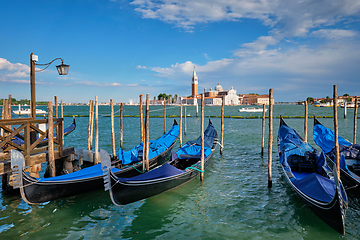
[
  {"left": 104, "top": 119, "right": 218, "bottom": 206},
  {"left": 278, "top": 117, "right": 347, "bottom": 235},
  {"left": 280, "top": 166, "right": 346, "bottom": 234},
  {"left": 19, "top": 145, "right": 174, "bottom": 204},
  {"left": 313, "top": 117, "right": 360, "bottom": 199},
  {"left": 325, "top": 155, "right": 360, "bottom": 199},
  {"left": 109, "top": 152, "right": 214, "bottom": 205}
]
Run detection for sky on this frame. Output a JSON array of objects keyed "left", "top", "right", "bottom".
[{"left": 1, "top": 0, "right": 360, "bottom": 103}]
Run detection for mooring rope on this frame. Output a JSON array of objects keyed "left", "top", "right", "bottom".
[{"left": 186, "top": 164, "right": 204, "bottom": 173}]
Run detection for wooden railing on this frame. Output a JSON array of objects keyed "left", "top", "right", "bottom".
[{"left": 0, "top": 117, "right": 63, "bottom": 161}]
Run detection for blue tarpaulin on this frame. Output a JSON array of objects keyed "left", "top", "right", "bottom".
[
  {"left": 118, "top": 123, "right": 180, "bottom": 164},
  {"left": 313, "top": 124, "right": 351, "bottom": 153},
  {"left": 36, "top": 122, "right": 179, "bottom": 182}
]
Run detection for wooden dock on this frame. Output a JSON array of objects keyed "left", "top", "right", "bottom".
[{"left": 0, "top": 117, "right": 74, "bottom": 177}]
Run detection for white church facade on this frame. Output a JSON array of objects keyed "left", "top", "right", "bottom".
[{"left": 181, "top": 67, "right": 240, "bottom": 106}]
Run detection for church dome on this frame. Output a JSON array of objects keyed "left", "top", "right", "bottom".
[{"left": 215, "top": 82, "right": 223, "bottom": 91}]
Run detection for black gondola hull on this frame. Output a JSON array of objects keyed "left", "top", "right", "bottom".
[
  {"left": 282, "top": 166, "right": 346, "bottom": 234},
  {"left": 20, "top": 142, "right": 175, "bottom": 204},
  {"left": 109, "top": 152, "right": 213, "bottom": 206},
  {"left": 325, "top": 155, "right": 360, "bottom": 199}
]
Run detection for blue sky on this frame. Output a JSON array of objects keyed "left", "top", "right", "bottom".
[{"left": 1, "top": 0, "right": 360, "bottom": 103}]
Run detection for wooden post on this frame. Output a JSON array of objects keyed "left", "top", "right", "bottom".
[
  {"left": 354, "top": 99, "right": 358, "bottom": 144},
  {"left": 184, "top": 106, "right": 187, "bottom": 135},
  {"left": 261, "top": 104, "right": 266, "bottom": 157},
  {"left": 180, "top": 103, "right": 183, "bottom": 146},
  {"left": 196, "top": 102, "right": 199, "bottom": 117},
  {"left": 164, "top": 100, "right": 166, "bottom": 134},
  {"left": 145, "top": 94, "right": 150, "bottom": 171},
  {"left": 200, "top": 94, "right": 205, "bottom": 181},
  {"left": 268, "top": 89, "right": 273, "bottom": 188},
  {"left": 61, "top": 100, "right": 64, "bottom": 118},
  {"left": 120, "top": 103, "right": 123, "bottom": 149},
  {"left": 304, "top": 101, "right": 308, "bottom": 142},
  {"left": 94, "top": 96, "right": 99, "bottom": 165},
  {"left": 54, "top": 96, "right": 58, "bottom": 119},
  {"left": 30, "top": 53, "right": 36, "bottom": 120},
  {"left": 220, "top": 96, "right": 225, "bottom": 154},
  {"left": 344, "top": 101, "right": 347, "bottom": 118},
  {"left": 48, "top": 101, "right": 55, "bottom": 177},
  {"left": 87, "top": 100, "right": 94, "bottom": 150},
  {"left": 110, "top": 99, "right": 116, "bottom": 157},
  {"left": 140, "top": 94, "right": 144, "bottom": 142},
  {"left": 1, "top": 101, "right": 4, "bottom": 136},
  {"left": 8, "top": 94, "right": 11, "bottom": 119},
  {"left": 333, "top": 85, "right": 340, "bottom": 178}
]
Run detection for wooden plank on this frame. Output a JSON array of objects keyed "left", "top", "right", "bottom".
[{"left": 0, "top": 147, "right": 74, "bottom": 175}]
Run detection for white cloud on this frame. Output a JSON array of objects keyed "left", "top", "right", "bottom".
[
  {"left": 312, "top": 29, "right": 358, "bottom": 40},
  {"left": 242, "top": 36, "right": 278, "bottom": 51},
  {"left": 0, "top": 58, "right": 29, "bottom": 72},
  {"left": 136, "top": 65, "right": 147, "bottom": 69},
  {"left": 130, "top": 0, "right": 360, "bottom": 39},
  {"left": 145, "top": 41, "right": 360, "bottom": 101}
]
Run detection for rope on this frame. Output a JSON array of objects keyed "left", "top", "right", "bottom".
[
  {"left": 186, "top": 166, "right": 204, "bottom": 173},
  {"left": 131, "top": 165, "right": 146, "bottom": 173},
  {"left": 217, "top": 141, "right": 224, "bottom": 148}
]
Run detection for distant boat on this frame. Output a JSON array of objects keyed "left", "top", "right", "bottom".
[
  {"left": 314, "top": 102, "right": 339, "bottom": 107},
  {"left": 340, "top": 103, "right": 356, "bottom": 108},
  {"left": 13, "top": 105, "right": 47, "bottom": 115},
  {"left": 239, "top": 107, "right": 267, "bottom": 113}
]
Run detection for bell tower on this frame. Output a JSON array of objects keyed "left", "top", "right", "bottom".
[{"left": 192, "top": 66, "right": 198, "bottom": 97}]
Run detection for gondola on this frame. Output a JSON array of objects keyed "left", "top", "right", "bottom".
[
  {"left": 313, "top": 117, "right": 360, "bottom": 198},
  {"left": 103, "top": 118, "right": 218, "bottom": 206},
  {"left": 11, "top": 120, "right": 180, "bottom": 204},
  {"left": 277, "top": 117, "right": 347, "bottom": 235}
]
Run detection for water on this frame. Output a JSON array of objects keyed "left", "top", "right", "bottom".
[{"left": 1, "top": 104, "right": 360, "bottom": 239}]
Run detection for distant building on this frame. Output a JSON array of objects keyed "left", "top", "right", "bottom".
[
  {"left": 181, "top": 67, "right": 239, "bottom": 106},
  {"left": 239, "top": 94, "right": 271, "bottom": 105}
]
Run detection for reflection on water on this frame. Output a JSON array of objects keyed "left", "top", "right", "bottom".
[{"left": 1, "top": 105, "right": 360, "bottom": 239}]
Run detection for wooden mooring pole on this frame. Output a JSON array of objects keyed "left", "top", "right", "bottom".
[
  {"left": 8, "top": 95, "right": 11, "bottom": 120},
  {"left": 94, "top": 96, "right": 99, "bottom": 165},
  {"left": 180, "top": 103, "right": 183, "bottom": 146},
  {"left": 344, "top": 101, "right": 347, "bottom": 118},
  {"left": 220, "top": 96, "right": 225, "bottom": 155},
  {"left": 261, "top": 104, "right": 266, "bottom": 157},
  {"left": 61, "top": 99, "right": 64, "bottom": 118},
  {"left": 110, "top": 99, "right": 116, "bottom": 157},
  {"left": 140, "top": 94, "right": 144, "bottom": 142},
  {"left": 184, "top": 106, "right": 187, "bottom": 135},
  {"left": 120, "top": 103, "right": 123, "bottom": 149},
  {"left": 87, "top": 100, "right": 94, "bottom": 150},
  {"left": 164, "top": 100, "right": 166, "bottom": 134},
  {"left": 304, "top": 100, "right": 308, "bottom": 142},
  {"left": 333, "top": 85, "right": 340, "bottom": 178},
  {"left": 200, "top": 94, "right": 205, "bottom": 181},
  {"left": 48, "top": 101, "right": 55, "bottom": 177},
  {"left": 145, "top": 94, "right": 150, "bottom": 171},
  {"left": 54, "top": 96, "right": 58, "bottom": 119},
  {"left": 354, "top": 99, "right": 358, "bottom": 144},
  {"left": 268, "top": 89, "right": 273, "bottom": 188}
]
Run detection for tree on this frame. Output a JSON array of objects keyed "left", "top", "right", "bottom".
[
  {"left": 343, "top": 93, "right": 349, "bottom": 97},
  {"left": 307, "top": 97, "right": 314, "bottom": 103},
  {"left": 158, "top": 93, "right": 167, "bottom": 100}
]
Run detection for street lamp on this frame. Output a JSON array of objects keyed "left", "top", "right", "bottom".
[{"left": 30, "top": 53, "right": 70, "bottom": 119}]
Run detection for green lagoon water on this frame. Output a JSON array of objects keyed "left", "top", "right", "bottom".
[{"left": 1, "top": 104, "right": 360, "bottom": 239}]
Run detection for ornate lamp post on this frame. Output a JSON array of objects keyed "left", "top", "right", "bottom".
[{"left": 30, "top": 53, "right": 70, "bottom": 119}]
